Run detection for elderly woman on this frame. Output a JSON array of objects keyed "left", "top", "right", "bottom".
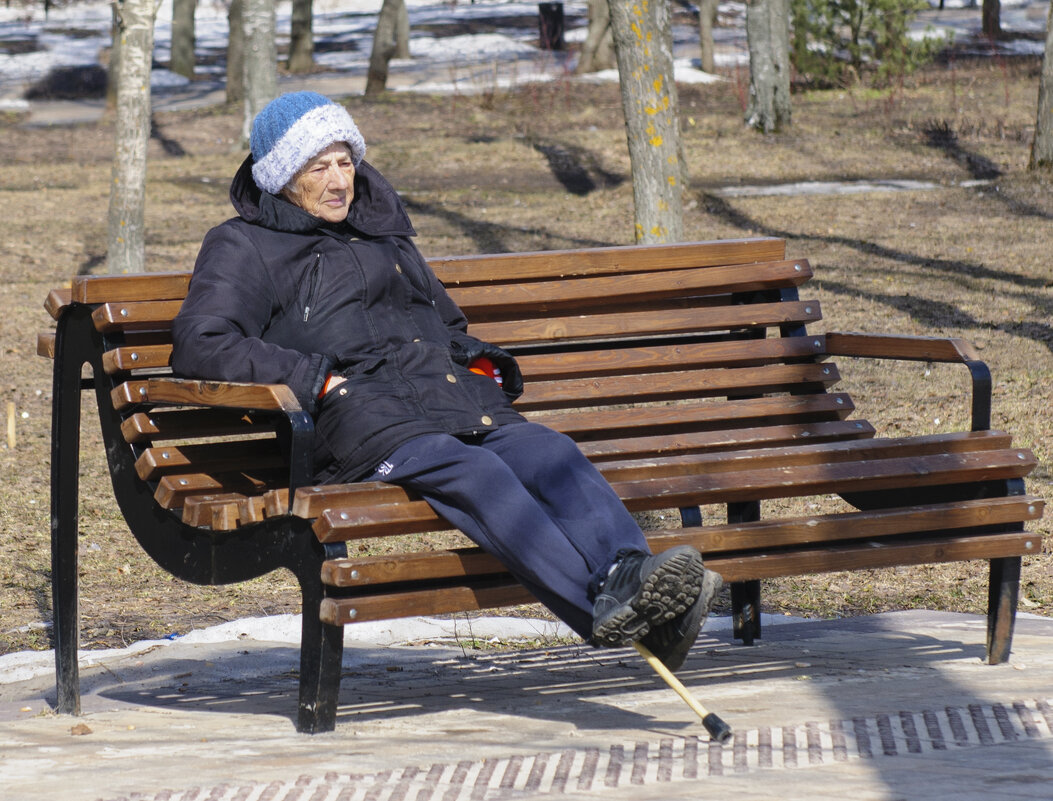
[{"left": 172, "top": 92, "right": 721, "bottom": 671}]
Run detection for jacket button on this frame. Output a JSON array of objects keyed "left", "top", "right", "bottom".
[
  {"left": 446, "top": 374, "right": 457, "bottom": 383},
  {"left": 395, "top": 264, "right": 403, "bottom": 273},
  {"left": 481, "top": 415, "right": 493, "bottom": 425}
]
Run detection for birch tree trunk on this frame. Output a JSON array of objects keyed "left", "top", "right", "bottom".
[
  {"left": 226, "top": 0, "right": 244, "bottom": 104},
  {"left": 1029, "top": 1, "right": 1053, "bottom": 169},
  {"left": 698, "top": 0, "right": 716, "bottom": 73},
  {"left": 744, "top": 0, "right": 791, "bottom": 133},
  {"left": 395, "top": 0, "right": 410, "bottom": 59},
  {"left": 576, "top": 0, "right": 614, "bottom": 74},
  {"left": 241, "top": 0, "right": 277, "bottom": 145},
  {"left": 287, "top": 0, "right": 313, "bottom": 73},
  {"left": 364, "top": 0, "right": 404, "bottom": 97},
  {"left": 170, "top": 0, "right": 196, "bottom": 78},
  {"left": 607, "top": 0, "right": 684, "bottom": 243},
  {"left": 107, "top": 0, "right": 157, "bottom": 274}
]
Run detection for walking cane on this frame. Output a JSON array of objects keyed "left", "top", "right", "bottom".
[{"left": 634, "top": 641, "right": 733, "bottom": 743}]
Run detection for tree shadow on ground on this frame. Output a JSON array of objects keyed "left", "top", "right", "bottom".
[
  {"left": 403, "top": 197, "right": 615, "bottom": 254},
  {"left": 698, "top": 191, "right": 1053, "bottom": 354},
  {"left": 527, "top": 137, "right": 625, "bottom": 196}
]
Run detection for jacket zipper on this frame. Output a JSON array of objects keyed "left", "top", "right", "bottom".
[{"left": 303, "top": 253, "right": 322, "bottom": 322}]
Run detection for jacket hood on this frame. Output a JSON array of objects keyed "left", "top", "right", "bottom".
[{"left": 229, "top": 154, "right": 417, "bottom": 238}]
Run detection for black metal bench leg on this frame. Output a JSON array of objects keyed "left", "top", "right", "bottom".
[
  {"left": 50, "top": 316, "right": 85, "bottom": 716},
  {"left": 296, "top": 557, "right": 344, "bottom": 733},
  {"left": 987, "top": 556, "right": 1020, "bottom": 665},
  {"left": 731, "top": 580, "right": 762, "bottom": 645},
  {"left": 727, "top": 501, "right": 762, "bottom": 645}
]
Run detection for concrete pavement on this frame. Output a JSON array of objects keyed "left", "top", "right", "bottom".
[{"left": 1, "top": 610, "right": 1052, "bottom": 800}]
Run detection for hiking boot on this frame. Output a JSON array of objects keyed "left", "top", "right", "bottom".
[
  {"left": 640, "top": 567, "right": 723, "bottom": 672},
  {"left": 591, "top": 546, "right": 705, "bottom": 648}
]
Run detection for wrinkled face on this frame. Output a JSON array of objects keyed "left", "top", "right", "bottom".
[{"left": 283, "top": 142, "right": 356, "bottom": 223}]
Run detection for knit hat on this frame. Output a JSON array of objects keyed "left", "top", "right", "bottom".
[{"left": 249, "top": 91, "right": 366, "bottom": 195}]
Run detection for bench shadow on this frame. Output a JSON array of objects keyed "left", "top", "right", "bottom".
[{"left": 85, "top": 614, "right": 1042, "bottom": 738}]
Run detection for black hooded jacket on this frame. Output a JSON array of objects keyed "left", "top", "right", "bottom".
[{"left": 171, "top": 156, "right": 525, "bottom": 483}]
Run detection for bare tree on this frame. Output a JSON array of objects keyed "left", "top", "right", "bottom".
[
  {"left": 226, "top": 0, "right": 244, "bottom": 104},
  {"left": 395, "top": 0, "right": 410, "bottom": 59},
  {"left": 365, "top": 0, "right": 406, "bottom": 97},
  {"left": 982, "top": 0, "right": 1001, "bottom": 39},
  {"left": 1029, "top": 0, "right": 1053, "bottom": 169},
  {"left": 170, "top": 0, "right": 196, "bottom": 78},
  {"left": 107, "top": 0, "right": 158, "bottom": 274},
  {"left": 576, "top": 0, "right": 615, "bottom": 74},
  {"left": 607, "top": 0, "right": 684, "bottom": 243},
  {"left": 288, "top": 0, "right": 314, "bottom": 73},
  {"left": 745, "top": 0, "right": 791, "bottom": 132},
  {"left": 242, "top": 0, "right": 277, "bottom": 144},
  {"left": 698, "top": 0, "right": 717, "bottom": 73}
]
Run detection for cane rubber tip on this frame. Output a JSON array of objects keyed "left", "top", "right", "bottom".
[{"left": 702, "top": 712, "right": 733, "bottom": 743}]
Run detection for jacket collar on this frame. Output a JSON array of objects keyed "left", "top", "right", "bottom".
[{"left": 230, "top": 155, "right": 417, "bottom": 238}]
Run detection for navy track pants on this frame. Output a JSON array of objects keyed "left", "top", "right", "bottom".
[{"left": 364, "top": 422, "right": 651, "bottom": 639}]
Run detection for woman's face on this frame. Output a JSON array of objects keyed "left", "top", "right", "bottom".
[{"left": 283, "top": 142, "right": 356, "bottom": 223}]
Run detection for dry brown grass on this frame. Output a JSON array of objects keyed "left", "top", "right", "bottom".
[{"left": 1, "top": 57, "right": 1049, "bottom": 654}]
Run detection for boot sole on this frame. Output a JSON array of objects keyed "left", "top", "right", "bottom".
[
  {"left": 642, "top": 568, "right": 724, "bottom": 672},
  {"left": 592, "top": 547, "right": 706, "bottom": 647}
]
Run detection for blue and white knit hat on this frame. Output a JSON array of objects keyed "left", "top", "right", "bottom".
[{"left": 249, "top": 91, "right": 366, "bottom": 195}]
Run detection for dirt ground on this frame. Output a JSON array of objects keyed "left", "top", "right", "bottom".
[{"left": 1, "top": 56, "right": 1050, "bottom": 655}]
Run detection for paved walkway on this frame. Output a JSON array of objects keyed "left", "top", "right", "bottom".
[{"left": 1, "top": 610, "right": 1051, "bottom": 800}]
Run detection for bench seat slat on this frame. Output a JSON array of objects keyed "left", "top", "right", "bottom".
[
  {"left": 154, "top": 469, "right": 287, "bottom": 510},
  {"left": 517, "top": 363, "right": 840, "bottom": 410},
  {"left": 309, "top": 447, "right": 1035, "bottom": 542},
  {"left": 44, "top": 288, "right": 72, "bottom": 321},
  {"left": 531, "top": 392, "right": 855, "bottom": 439},
  {"left": 182, "top": 493, "right": 268, "bottom": 528},
  {"left": 318, "top": 532, "right": 1039, "bottom": 625},
  {"left": 447, "top": 259, "right": 812, "bottom": 319},
  {"left": 320, "top": 496, "right": 1044, "bottom": 587},
  {"left": 136, "top": 439, "right": 284, "bottom": 480},
  {"left": 595, "top": 430, "right": 1015, "bottom": 481},
  {"left": 577, "top": 420, "right": 875, "bottom": 460},
  {"left": 121, "top": 409, "right": 266, "bottom": 444},
  {"left": 470, "top": 300, "right": 823, "bottom": 347}
]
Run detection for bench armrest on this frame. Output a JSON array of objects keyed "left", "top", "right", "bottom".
[
  {"left": 129, "top": 378, "right": 315, "bottom": 493},
  {"left": 824, "top": 331, "right": 992, "bottom": 431}
]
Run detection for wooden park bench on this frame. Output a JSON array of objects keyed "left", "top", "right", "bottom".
[{"left": 39, "top": 236, "right": 1045, "bottom": 733}]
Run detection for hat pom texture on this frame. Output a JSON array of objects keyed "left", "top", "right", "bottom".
[{"left": 250, "top": 92, "right": 366, "bottom": 195}]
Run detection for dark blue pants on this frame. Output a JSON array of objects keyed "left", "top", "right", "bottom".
[{"left": 365, "top": 422, "right": 650, "bottom": 639}]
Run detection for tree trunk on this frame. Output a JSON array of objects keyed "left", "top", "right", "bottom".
[
  {"left": 365, "top": 0, "right": 403, "bottom": 97},
  {"left": 226, "top": 0, "right": 244, "bottom": 104},
  {"left": 744, "top": 0, "right": 791, "bottom": 133},
  {"left": 107, "top": 0, "right": 157, "bottom": 274},
  {"left": 607, "top": 0, "right": 684, "bottom": 243},
  {"left": 395, "top": 0, "right": 410, "bottom": 59},
  {"left": 698, "top": 0, "right": 717, "bottom": 73},
  {"left": 170, "top": 0, "right": 196, "bottom": 78},
  {"left": 106, "top": 6, "right": 121, "bottom": 109},
  {"left": 982, "top": 0, "right": 1001, "bottom": 39},
  {"left": 1029, "top": 0, "right": 1053, "bottom": 169},
  {"left": 241, "top": 0, "right": 277, "bottom": 146},
  {"left": 287, "top": 0, "right": 313, "bottom": 73},
  {"left": 576, "top": 0, "right": 615, "bottom": 74}
]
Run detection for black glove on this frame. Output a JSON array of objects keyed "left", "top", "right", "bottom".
[{"left": 450, "top": 336, "right": 524, "bottom": 402}]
